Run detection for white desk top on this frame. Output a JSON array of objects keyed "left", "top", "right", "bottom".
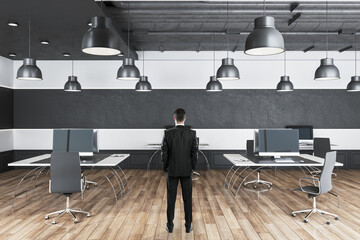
[
  {"left": 147, "top": 143, "right": 210, "bottom": 149},
  {"left": 8, "top": 154, "right": 130, "bottom": 167},
  {"left": 223, "top": 154, "right": 343, "bottom": 167}
]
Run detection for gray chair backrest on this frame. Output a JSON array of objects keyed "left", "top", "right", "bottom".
[
  {"left": 50, "top": 152, "right": 81, "bottom": 194},
  {"left": 319, "top": 151, "right": 337, "bottom": 194},
  {"left": 246, "top": 140, "right": 254, "bottom": 155},
  {"left": 314, "top": 138, "right": 331, "bottom": 158}
]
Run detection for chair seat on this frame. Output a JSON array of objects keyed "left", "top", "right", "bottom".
[{"left": 294, "top": 185, "right": 319, "bottom": 195}]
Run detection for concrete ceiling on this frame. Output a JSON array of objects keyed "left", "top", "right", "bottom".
[{"left": 1, "top": 1, "right": 360, "bottom": 60}]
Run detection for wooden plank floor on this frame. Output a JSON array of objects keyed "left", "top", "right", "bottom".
[{"left": 0, "top": 169, "right": 360, "bottom": 240}]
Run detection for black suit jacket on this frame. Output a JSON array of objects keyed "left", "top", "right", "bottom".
[{"left": 161, "top": 126, "right": 198, "bottom": 177}]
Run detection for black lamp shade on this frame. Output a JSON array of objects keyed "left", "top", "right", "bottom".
[
  {"left": 206, "top": 76, "right": 223, "bottom": 92},
  {"left": 276, "top": 76, "right": 294, "bottom": 92},
  {"left": 245, "top": 16, "right": 285, "bottom": 56},
  {"left": 135, "top": 76, "right": 152, "bottom": 91},
  {"left": 64, "top": 76, "right": 81, "bottom": 92},
  {"left": 117, "top": 58, "right": 141, "bottom": 80},
  {"left": 347, "top": 76, "right": 360, "bottom": 92},
  {"left": 82, "top": 16, "right": 120, "bottom": 56},
  {"left": 16, "top": 58, "right": 42, "bottom": 80},
  {"left": 216, "top": 58, "right": 240, "bottom": 80},
  {"left": 314, "top": 58, "right": 340, "bottom": 80}
]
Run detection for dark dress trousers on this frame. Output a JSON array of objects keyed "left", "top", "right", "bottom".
[{"left": 162, "top": 125, "right": 198, "bottom": 229}]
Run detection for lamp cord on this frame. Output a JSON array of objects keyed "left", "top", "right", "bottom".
[
  {"left": 263, "top": 0, "right": 265, "bottom": 16},
  {"left": 355, "top": 33, "right": 357, "bottom": 75},
  {"left": 326, "top": 0, "right": 328, "bottom": 58},
  {"left": 226, "top": 1, "right": 229, "bottom": 58},
  {"left": 284, "top": 33, "right": 287, "bottom": 76},
  {"left": 28, "top": 20, "right": 31, "bottom": 58},
  {"left": 143, "top": 50, "right": 145, "bottom": 76},
  {"left": 213, "top": 32, "right": 215, "bottom": 76},
  {"left": 127, "top": 2, "right": 130, "bottom": 58}
]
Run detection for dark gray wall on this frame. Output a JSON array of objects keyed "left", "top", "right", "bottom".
[
  {"left": 0, "top": 87, "right": 13, "bottom": 129},
  {"left": 14, "top": 89, "right": 360, "bottom": 129}
]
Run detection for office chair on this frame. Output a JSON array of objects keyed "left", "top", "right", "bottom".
[
  {"left": 309, "top": 138, "right": 336, "bottom": 176},
  {"left": 291, "top": 151, "right": 339, "bottom": 225},
  {"left": 45, "top": 152, "right": 90, "bottom": 224},
  {"left": 244, "top": 140, "right": 272, "bottom": 189}
]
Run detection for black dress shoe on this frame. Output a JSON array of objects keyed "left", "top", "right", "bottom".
[
  {"left": 186, "top": 225, "right": 193, "bottom": 233},
  {"left": 166, "top": 226, "right": 173, "bottom": 233}
]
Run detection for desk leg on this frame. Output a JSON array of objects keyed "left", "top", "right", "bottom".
[
  {"left": 115, "top": 165, "right": 129, "bottom": 191},
  {"left": 106, "top": 167, "right": 123, "bottom": 196},
  {"left": 12, "top": 166, "right": 43, "bottom": 208},
  {"left": 224, "top": 165, "right": 236, "bottom": 188},
  {"left": 147, "top": 149, "right": 161, "bottom": 172},
  {"left": 230, "top": 167, "right": 250, "bottom": 192},
  {"left": 234, "top": 166, "right": 265, "bottom": 196},
  {"left": 228, "top": 166, "right": 243, "bottom": 189},
  {"left": 32, "top": 166, "right": 48, "bottom": 198},
  {"left": 198, "top": 150, "right": 210, "bottom": 170},
  {"left": 103, "top": 174, "right": 118, "bottom": 202}
]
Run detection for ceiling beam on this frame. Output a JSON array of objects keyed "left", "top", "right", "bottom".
[{"left": 97, "top": 2, "right": 138, "bottom": 59}]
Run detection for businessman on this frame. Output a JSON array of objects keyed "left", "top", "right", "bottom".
[{"left": 162, "top": 108, "right": 198, "bottom": 233}]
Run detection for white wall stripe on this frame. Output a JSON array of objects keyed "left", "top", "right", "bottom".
[{"left": 9, "top": 128, "right": 360, "bottom": 151}]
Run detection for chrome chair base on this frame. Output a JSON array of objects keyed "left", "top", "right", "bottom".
[
  {"left": 244, "top": 171, "right": 272, "bottom": 189},
  {"left": 45, "top": 196, "right": 90, "bottom": 224},
  {"left": 291, "top": 197, "right": 339, "bottom": 224}
]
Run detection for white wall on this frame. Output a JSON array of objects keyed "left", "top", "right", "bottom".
[
  {"left": 13, "top": 51, "right": 357, "bottom": 90},
  {"left": 0, "top": 56, "right": 13, "bottom": 88},
  {"left": 0, "top": 130, "right": 13, "bottom": 152},
  {"left": 12, "top": 128, "right": 360, "bottom": 150}
]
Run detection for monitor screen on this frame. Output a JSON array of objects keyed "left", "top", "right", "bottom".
[
  {"left": 254, "top": 129, "right": 299, "bottom": 157},
  {"left": 286, "top": 125, "right": 313, "bottom": 140},
  {"left": 53, "top": 129, "right": 98, "bottom": 154}
]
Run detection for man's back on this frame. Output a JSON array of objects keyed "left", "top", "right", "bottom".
[{"left": 162, "top": 126, "right": 198, "bottom": 177}]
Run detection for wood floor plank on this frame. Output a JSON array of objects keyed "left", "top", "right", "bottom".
[{"left": 1, "top": 169, "right": 360, "bottom": 240}]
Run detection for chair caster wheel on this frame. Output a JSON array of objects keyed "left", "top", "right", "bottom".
[
  {"left": 87, "top": 213, "right": 91, "bottom": 217},
  {"left": 52, "top": 220, "right": 56, "bottom": 224},
  {"left": 74, "top": 219, "right": 78, "bottom": 223},
  {"left": 95, "top": 183, "right": 98, "bottom": 186},
  {"left": 254, "top": 185, "right": 257, "bottom": 189},
  {"left": 304, "top": 219, "right": 308, "bottom": 223},
  {"left": 268, "top": 185, "right": 271, "bottom": 189},
  {"left": 291, "top": 213, "right": 296, "bottom": 217},
  {"left": 326, "top": 221, "right": 330, "bottom": 225},
  {"left": 45, "top": 216, "right": 49, "bottom": 220},
  {"left": 335, "top": 217, "right": 339, "bottom": 220}
]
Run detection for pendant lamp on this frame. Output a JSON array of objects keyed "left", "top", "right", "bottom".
[
  {"left": 216, "top": 1, "right": 240, "bottom": 81},
  {"left": 64, "top": 61, "right": 81, "bottom": 92},
  {"left": 347, "top": 34, "right": 360, "bottom": 92},
  {"left": 117, "top": 2, "right": 140, "bottom": 80},
  {"left": 17, "top": 20, "right": 43, "bottom": 81},
  {"left": 135, "top": 51, "right": 152, "bottom": 92},
  {"left": 245, "top": 0, "right": 284, "bottom": 56},
  {"left": 81, "top": 1, "right": 120, "bottom": 56},
  {"left": 207, "top": 33, "right": 223, "bottom": 91},
  {"left": 277, "top": 34, "right": 293, "bottom": 92},
  {"left": 314, "top": 1, "right": 340, "bottom": 80}
]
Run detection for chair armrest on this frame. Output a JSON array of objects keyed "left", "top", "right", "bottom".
[{"left": 299, "top": 177, "right": 320, "bottom": 194}]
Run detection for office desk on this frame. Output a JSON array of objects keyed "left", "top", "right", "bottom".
[
  {"left": 223, "top": 154, "right": 343, "bottom": 196},
  {"left": 9, "top": 154, "right": 130, "bottom": 205},
  {"left": 146, "top": 143, "right": 210, "bottom": 171}
]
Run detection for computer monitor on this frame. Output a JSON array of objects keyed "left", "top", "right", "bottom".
[
  {"left": 254, "top": 129, "right": 299, "bottom": 158},
  {"left": 286, "top": 125, "right": 313, "bottom": 140},
  {"left": 53, "top": 129, "right": 99, "bottom": 156}
]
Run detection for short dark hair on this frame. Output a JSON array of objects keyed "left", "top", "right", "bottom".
[{"left": 174, "top": 108, "right": 186, "bottom": 122}]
